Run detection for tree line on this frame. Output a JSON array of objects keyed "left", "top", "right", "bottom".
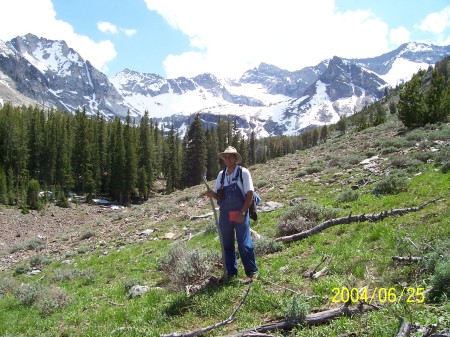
[
  {"left": 0, "top": 105, "right": 330, "bottom": 209},
  {"left": 3, "top": 56, "right": 447, "bottom": 210}
]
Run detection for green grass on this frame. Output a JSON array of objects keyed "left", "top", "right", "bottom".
[{"left": 1, "top": 117, "right": 450, "bottom": 336}]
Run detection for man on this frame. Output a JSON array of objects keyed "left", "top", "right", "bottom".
[{"left": 206, "top": 146, "right": 258, "bottom": 281}]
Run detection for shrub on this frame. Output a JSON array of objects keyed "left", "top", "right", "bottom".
[
  {"left": 204, "top": 220, "right": 218, "bottom": 235},
  {"left": 335, "top": 189, "right": 359, "bottom": 204},
  {"left": 123, "top": 279, "right": 144, "bottom": 294},
  {"left": 37, "top": 286, "right": 68, "bottom": 317},
  {"left": 254, "top": 237, "right": 283, "bottom": 255},
  {"left": 441, "top": 162, "right": 450, "bottom": 174},
  {"left": 13, "top": 264, "right": 30, "bottom": 276},
  {"left": 277, "top": 216, "right": 315, "bottom": 237},
  {"left": 430, "top": 259, "right": 450, "bottom": 300},
  {"left": 282, "top": 203, "right": 341, "bottom": 223},
  {"left": 413, "top": 151, "right": 435, "bottom": 163},
  {"left": 25, "top": 237, "right": 46, "bottom": 251},
  {"left": 0, "top": 276, "right": 18, "bottom": 295},
  {"left": 381, "top": 146, "right": 399, "bottom": 155},
  {"left": 80, "top": 231, "right": 95, "bottom": 240},
  {"left": 29, "top": 255, "right": 52, "bottom": 268},
  {"left": 159, "top": 244, "right": 218, "bottom": 290},
  {"left": 305, "top": 164, "right": 323, "bottom": 175},
  {"left": 14, "top": 284, "right": 42, "bottom": 306},
  {"left": 281, "top": 294, "right": 309, "bottom": 319},
  {"left": 374, "top": 170, "right": 408, "bottom": 195}
]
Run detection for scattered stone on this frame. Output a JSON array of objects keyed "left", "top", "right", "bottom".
[
  {"left": 139, "top": 229, "right": 154, "bottom": 236},
  {"left": 127, "top": 285, "right": 162, "bottom": 299},
  {"left": 258, "top": 201, "right": 284, "bottom": 213}
]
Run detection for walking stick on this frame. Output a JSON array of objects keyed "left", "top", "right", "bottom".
[{"left": 203, "top": 175, "right": 227, "bottom": 281}]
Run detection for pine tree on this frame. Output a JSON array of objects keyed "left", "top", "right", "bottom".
[
  {"left": 0, "top": 167, "right": 8, "bottom": 205},
  {"left": 138, "top": 111, "right": 154, "bottom": 199},
  {"left": 27, "top": 178, "right": 42, "bottom": 210},
  {"left": 123, "top": 112, "right": 138, "bottom": 204},
  {"left": 248, "top": 131, "right": 256, "bottom": 165},
  {"left": 205, "top": 127, "right": 220, "bottom": 179},
  {"left": 398, "top": 74, "right": 426, "bottom": 129},
  {"left": 336, "top": 115, "right": 348, "bottom": 134},
  {"left": 109, "top": 118, "right": 126, "bottom": 203},
  {"left": 320, "top": 125, "right": 329, "bottom": 143},
  {"left": 184, "top": 114, "right": 206, "bottom": 187},
  {"left": 425, "top": 70, "right": 447, "bottom": 124},
  {"left": 164, "top": 123, "right": 179, "bottom": 193}
]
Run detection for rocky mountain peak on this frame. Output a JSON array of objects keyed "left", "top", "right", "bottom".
[{"left": 1, "top": 34, "right": 449, "bottom": 137}]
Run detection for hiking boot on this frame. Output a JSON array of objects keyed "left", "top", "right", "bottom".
[{"left": 249, "top": 273, "right": 258, "bottom": 282}]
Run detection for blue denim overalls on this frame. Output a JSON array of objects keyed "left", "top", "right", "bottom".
[{"left": 217, "top": 171, "right": 258, "bottom": 277}]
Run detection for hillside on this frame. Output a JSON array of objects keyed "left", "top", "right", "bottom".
[{"left": 0, "top": 112, "right": 449, "bottom": 336}]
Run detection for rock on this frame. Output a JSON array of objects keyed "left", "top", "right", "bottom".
[
  {"left": 258, "top": 201, "right": 284, "bottom": 213},
  {"left": 127, "top": 285, "right": 162, "bottom": 299},
  {"left": 139, "top": 229, "right": 154, "bottom": 236}
]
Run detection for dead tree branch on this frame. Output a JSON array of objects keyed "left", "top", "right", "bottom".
[
  {"left": 276, "top": 197, "right": 443, "bottom": 243},
  {"left": 392, "top": 256, "right": 422, "bottom": 263},
  {"left": 396, "top": 317, "right": 412, "bottom": 337},
  {"left": 221, "top": 302, "right": 377, "bottom": 337},
  {"left": 304, "top": 256, "right": 332, "bottom": 279},
  {"left": 161, "top": 284, "right": 253, "bottom": 337}
]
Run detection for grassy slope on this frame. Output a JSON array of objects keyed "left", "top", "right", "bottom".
[{"left": 0, "top": 115, "right": 449, "bottom": 336}]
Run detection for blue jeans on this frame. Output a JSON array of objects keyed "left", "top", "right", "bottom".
[{"left": 218, "top": 182, "right": 258, "bottom": 277}]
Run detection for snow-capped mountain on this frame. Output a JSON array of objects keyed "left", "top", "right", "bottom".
[
  {"left": 0, "top": 34, "right": 131, "bottom": 118},
  {"left": 1, "top": 34, "right": 449, "bottom": 137}
]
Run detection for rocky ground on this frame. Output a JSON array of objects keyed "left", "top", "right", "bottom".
[{"left": 0, "top": 202, "right": 132, "bottom": 271}]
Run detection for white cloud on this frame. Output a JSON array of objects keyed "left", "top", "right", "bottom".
[
  {"left": 98, "top": 21, "right": 118, "bottom": 34},
  {"left": 145, "top": 0, "right": 391, "bottom": 78},
  {"left": 122, "top": 28, "right": 137, "bottom": 37},
  {"left": 389, "top": 26, "right": 411, "bottom": 46},
  {"left": 419, "top": 6, "right": 450, "bottom": 34},
  {"left": 0, "top": 0, "right": 116, "bottom": 73}
]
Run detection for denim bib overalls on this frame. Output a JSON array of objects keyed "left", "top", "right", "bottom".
[{"left": 217, "top": 172, "right": 258, "bottom": 278}]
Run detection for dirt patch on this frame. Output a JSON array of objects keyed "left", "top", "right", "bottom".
[{"left": 0, "top": 203, "right": 124, "bottom": 271}]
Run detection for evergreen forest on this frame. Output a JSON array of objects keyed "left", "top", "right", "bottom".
[{"left": 1, "top": 56, "right": 450, "bottom": 211}]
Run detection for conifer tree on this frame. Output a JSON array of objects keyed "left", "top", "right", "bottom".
[
  {"left": 123, "top": 112, "right": 138, "bottom": 204},
  {"left": 205, "top": 127, "right": 220, "bottom": 179},
  {"left": 73, "top": 107, "right": 95, "bottom": 196},
  {"left": 109, "top": 117, "right": 126, "bottom": 203},
  {"left": 27, "top": 178, "right": 42, "bottom": 210},
  {"left": 138, "top": 111, "right": 154, "bottom": 199},
  {"left": 320, "top": 125, "right": 329, "bottom": 142},
  {"left": 164, "top": 123, "right": 179, "bottom": 193},
  {"left": 0, "top": 167, "right": 8, "bottom": 205},
  {"left": 184, "top": 114, "right": 206, "bottom": 187},
  {"left": 248, "top": 131, "right": 256, "bottom": 165},
  {"left": 426, "top": 70, "right": 447, "bottom": 124},
  {"left": 398, "top": 74, "right": 426, "bottom": 129}
]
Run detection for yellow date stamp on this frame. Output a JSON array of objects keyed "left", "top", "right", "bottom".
[{"left": 331, "top": 287, "right": 425, "bottom": 304}]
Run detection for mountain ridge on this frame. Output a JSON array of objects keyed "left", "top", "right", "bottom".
[{"left": 1, "top": 34, "right": 449, "bottom": 136}]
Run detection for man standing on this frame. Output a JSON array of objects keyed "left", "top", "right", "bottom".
[{"left": 206, "top": 146, "right": 258, "bottom": 281}]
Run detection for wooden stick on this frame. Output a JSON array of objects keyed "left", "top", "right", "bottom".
[{"left": 203, "top": 176, "right": 227, "bottom": 280}]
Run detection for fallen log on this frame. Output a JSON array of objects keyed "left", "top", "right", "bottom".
[
  {"left": 276, "top": 197, "right": 443, "bottom": 243},
  {"left": 392, "top": 256, "right": 422, "bottom": 263},
  {"left": 221, "top": 302, "right": 377, "bottom": 337}
]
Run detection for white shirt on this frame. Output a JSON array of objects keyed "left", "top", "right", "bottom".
[{"left": 213, "top": 166, "right": 254, "bottom": 196}]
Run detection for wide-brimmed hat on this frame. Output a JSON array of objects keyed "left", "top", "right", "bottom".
[{"left": 219, "top": 146, "right": 242, "bottom": 164}]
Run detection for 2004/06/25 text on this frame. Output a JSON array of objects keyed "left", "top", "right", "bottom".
[{"left": 331, "top": 287, "right": 425, "bottom": 304}]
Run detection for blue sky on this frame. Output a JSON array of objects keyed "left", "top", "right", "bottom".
[{"left": 1, "top": 0, "right": 449, "bottom": 79}]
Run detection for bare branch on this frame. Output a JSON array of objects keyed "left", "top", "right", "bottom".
[
  {"left": 161, "top": 284, "right": 253, "bottom": 337},
  {"left": 276, "top": 198, "right": 443, "bottom": 243}
]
